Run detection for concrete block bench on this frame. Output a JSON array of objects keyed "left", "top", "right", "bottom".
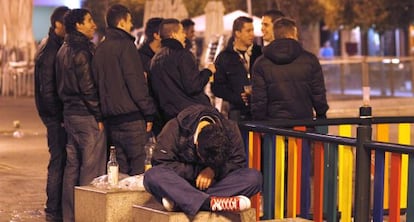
[
  {"left": 74, "top": 185, "right": 152, "bottom": 222},
  {"left": 132, "top": 197, "right": 256, "bottom": 222}
]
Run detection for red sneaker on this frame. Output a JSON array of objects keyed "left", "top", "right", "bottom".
[{"left": 210, "top": 195, "right": 251, "bottom": 212}]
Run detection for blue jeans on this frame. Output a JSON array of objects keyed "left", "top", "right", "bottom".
[
  {"left": 144, "top": 166, "right": 262, "bottom": 216},
  {"left": 107, "top": 120, "right": 147, "bottom": 175},
  {"left": 62, "top": 115, "right": 106, "bottom": 222},
  {"left": 41, "top": 117, "right": 67, "bottom": 220}
]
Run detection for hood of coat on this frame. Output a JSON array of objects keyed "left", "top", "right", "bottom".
[
  {"left": 263, "top": 38, "right": 303, "bottom": 65},
  {"left": 176, "top": 105, "right": 224, "bottom": 138}
]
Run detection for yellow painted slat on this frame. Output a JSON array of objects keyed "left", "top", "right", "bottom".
[
  {"left": 248, "top": 131, "right": 253, "bottom": 168},
  {"left": 338, "top": 125, "right": 352, "bottom": 222},
  {"left": 275, "top": 136, "right": 285, "bottom": 219},
  {"left": 376, "top": 124, "right": 389, "bottom": 209},
  {"left": 287, "top": 137, "right": 297, "bottom": 218},
  {"left": 398, "top": 123, "right": 410, "bottom": 208}
]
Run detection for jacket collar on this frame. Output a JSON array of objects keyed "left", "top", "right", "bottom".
[
  {"left": 65, "top": 31, "right": 95, "bottom": 51},
  {"left": 161, "top": 38, "right": 184, "bottom": 50},
  {"left": 105, "top": 27, "right": 135, "bottom": 42}
]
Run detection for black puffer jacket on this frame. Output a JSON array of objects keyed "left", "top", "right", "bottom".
[
  {"left": 150, "top": 38, "right": 212, "bottom": 121},
  {"left": 34, "top": 28, "right": 64, "bottom": 121},
  {"left": 211, "top": 42, "right": 262, "bottom": 115},
  {"left": 56, "top": 31, "right": 102, "bottom": 121},
  {"left": 93, "top": 28, "right": 155, "bottom": 124},
  {"left": 152, "top": 104, "right": 247, "bottom": 181},
  {"left": 251, "top": 38, "right": 329, "bottom": 120}
]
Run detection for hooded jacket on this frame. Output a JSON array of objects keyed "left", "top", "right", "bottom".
[
  {"left": 151, "top": 105, "right": 246, "bottom": 182},
  {"left": 93, "top": 28, "right": 155, "bottom": 124},
  {"left": 34, "top": 28, "right": 64, "bottom": 121},
  {"left": 150, "top": 38, "right": 212, "bottom": 121},
  {"left": 251, "top": 38, "right": 329, "bottom": 120},
  {"left": 56, "top": 31, "right": 102, "bottom": 121}
]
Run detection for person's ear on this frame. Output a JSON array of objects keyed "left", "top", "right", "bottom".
[{"left": 153, "top": 32, "right": 161, "bottom": 41}]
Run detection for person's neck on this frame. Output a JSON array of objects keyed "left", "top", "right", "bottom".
[
  {"left": 233, "top": 40, "right": 249, "bottom": 51},
  {"left": 149, "top": 40, "right": 161, "bottom": 53}
]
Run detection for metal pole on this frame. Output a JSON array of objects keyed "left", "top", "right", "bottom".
[
  {"left": 354, "top": 105, "right": 372, "bottom": 222},
  {"left": 246, "top": 0, "right": 252, "bottom": 15}
]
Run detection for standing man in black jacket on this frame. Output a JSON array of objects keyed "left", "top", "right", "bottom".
[
  {"left": 150, "top": 18, "right": 215, "bottom": 122},
  {"left": 144, "top": 105, "right": 262, "bottom": 216},
  {"left": 212, "top": 16, "right": 262, "bottom": 121},
  {"left": 56, "top": 9, "right": 105, "bottom": 222},
  {"left": 34, "top": 6, "right": 69, "bottom": 221},
  {"left": 93, "top": 4, "right": 156, "bottom": 175},
  {"left": 251, "top": 17, "right": 329, "bottom": 120}
]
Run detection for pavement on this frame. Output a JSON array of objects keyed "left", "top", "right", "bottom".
[{"left": 0, "top": 95, "right": 413, "bottom": 222}]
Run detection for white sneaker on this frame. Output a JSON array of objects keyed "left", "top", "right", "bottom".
[
  {"left": 162, "top": 197, "right": 176, "bottom": 212},
  {"left": 210, "top": 195, "right": 251, "bottom": 212}
]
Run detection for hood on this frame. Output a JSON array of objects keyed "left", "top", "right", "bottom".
[
  {"left": 176, "top": 105, "right": 224, "bottom": 137},
  {"left": 263, "top": 38, "right": 303, "bottom": 65}
]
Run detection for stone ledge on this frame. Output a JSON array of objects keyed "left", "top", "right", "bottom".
[
  {"left": 132, "top": 197, "right": 256, "bottom": 222},
  {"left": 74, "top": 185, "right": 152, "bottom": 222}
]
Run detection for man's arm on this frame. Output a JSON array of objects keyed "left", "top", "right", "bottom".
[
  {"left": 211, "top": 54, "right": 245, "bottom": 105},
  {"left": 121, "top": 43, "right": 156, "bottom": 122},
  {"left": 309, "top": 56, "right": 329, "bottom": 118},
  {"left": 74, "top": 51, "right": 102, "bottom": 122},
  {"left": 251, "top": 60, "right": 267, "bottom": 120},
  {"left": 177, "top": 51, "right": 211, "bottom": 95},
  {"left": 151, "top": 119, "right": 200, "bottom": 181}
]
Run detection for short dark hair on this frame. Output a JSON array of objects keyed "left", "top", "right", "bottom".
[
  {"left": 232, "top": 16, "right": 253, "bottom": 37},
  {"left": 50, "top": 6, "right": 70, "bottom": 29},
  {"left": 273, "top": 17, "right": 297, "bottom": 40},
  {"left": 159, "top": 18, "right": 180, "bottom": 39},
  {"left": 263, "top": 9, "right": 285, "bottom": 22},
  {"left": 197, "top": 124, "right": 231, "bottom": 169},
  {"left": 181, "top": 18, "right": 195, "bottom": 30},
  {"left": 145, "top": 17, "right": 163, "bottom": 42},
  {"left": 106, "top": 4, "right": 131, "bottom": 28},
  {"left": 64, "top": 8, "right": 90, "bottom": 34}
]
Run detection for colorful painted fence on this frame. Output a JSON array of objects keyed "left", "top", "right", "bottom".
[{"left": 240, "top": 116, "right": 414, "bottom": 222}]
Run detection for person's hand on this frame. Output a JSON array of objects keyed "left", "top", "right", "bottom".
[
  {"left": 206, "top": 63, "right": 216, "bottom": 74},
  {"left": 146, "top": 122, "right": 153, "bottom": 132},
  {"left": 241, "top": 92, "right": 249, "bottom": 105},
  {"left": 98, "top": 122, "right": 104, "bottom": 132},
  {"left": 196, "top": 167, "right": 215, "bottom": 190}
]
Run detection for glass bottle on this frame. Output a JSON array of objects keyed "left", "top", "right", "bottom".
[
  {"left": 107, "top": 145, "right": 119, "bottom": 187},
  {"left": 144, "top": 136, "right": 156, "bottom": 171}
]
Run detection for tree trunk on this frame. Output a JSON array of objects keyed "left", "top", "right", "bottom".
[{"left": 300, "top": 22, "right": 320, "bottom": 56}]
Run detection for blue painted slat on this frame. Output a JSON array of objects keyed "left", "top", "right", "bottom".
[
  {"left": 262, "top": 134, "right": 276, "bottom": 219},
  {"left": 373, "top": 150, "right": 385, "bottom": 222},
  {"left": 300, "top": 139, "right": 311, "bottom": 219}
]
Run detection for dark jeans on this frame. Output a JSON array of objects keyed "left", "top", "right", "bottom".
[
  {"left": 144, "top": 166, "right": 262, "bottom": 216},
  {"left": 107, "top": 120, "right": 147, "bottom": 175},
  {"left": 41, "top": 117, "right": 67, "bottom": 220},
  {"left": 62, "top": 115, "right": 106, "bottom": 222}
]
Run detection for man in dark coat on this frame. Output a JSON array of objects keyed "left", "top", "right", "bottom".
[
  {"left": 251, "top": 17, "right": 329, "bottom": 120},
  {"left": 34, "top": 6, "right": 69, "bottom": 221},
  {"left": 56, "top": 9, "right": 105, "bottom": 222},
  {"left": 212, "top": 16, "right": 262, "bottom": 121},
  {"left": 144, "top": 104, "right": 262, "bottom": 216},
  {"left": 93, "top": 4, "right": 156, "bottom": 175},
  {"left": 150, "top": 18, "right": 215, "bottom": 122}
]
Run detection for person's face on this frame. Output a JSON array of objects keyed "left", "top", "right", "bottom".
[
  {"left": 184, "top": 25, "right": 195, "bottom": 40},
  {"left": 172, "top": 24, "right": 186, "bottom": 47},
  {"left": 261, "top": 16, "right": 274, "bottom": 42},
  {"left": 55, "top": 21, "right": 66, "bottom": 37},
  {"left": 76, "top": 13, "right": 97, "bottom": 40},
  {"left": 119, "top": 13, "right": 133, "bottom": 33},
  {"left": 235, "top": 22, "right": 254, "bottom": 47}
]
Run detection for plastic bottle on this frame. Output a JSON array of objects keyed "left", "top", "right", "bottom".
[
  {"left": 144, "top": 136, "right": 156, "bottom": 171},
  {"left": 107, "top": 146, "right": 119, "bottom": 187}
]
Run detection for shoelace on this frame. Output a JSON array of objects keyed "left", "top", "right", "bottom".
[{"left": 211, "top": 197, "right": 239, "bottom": 211}]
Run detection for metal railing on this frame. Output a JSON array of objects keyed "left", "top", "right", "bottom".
[{"left": 239, "top": 106, "right": 414, "bottom": 222}]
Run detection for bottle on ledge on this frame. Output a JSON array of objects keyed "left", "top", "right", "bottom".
[
  {"left": 145, "top": 135, "right": 156, "bottom": 171},
  {"left": 107, "top": 145, "right": 119, "bottom": 187}
]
